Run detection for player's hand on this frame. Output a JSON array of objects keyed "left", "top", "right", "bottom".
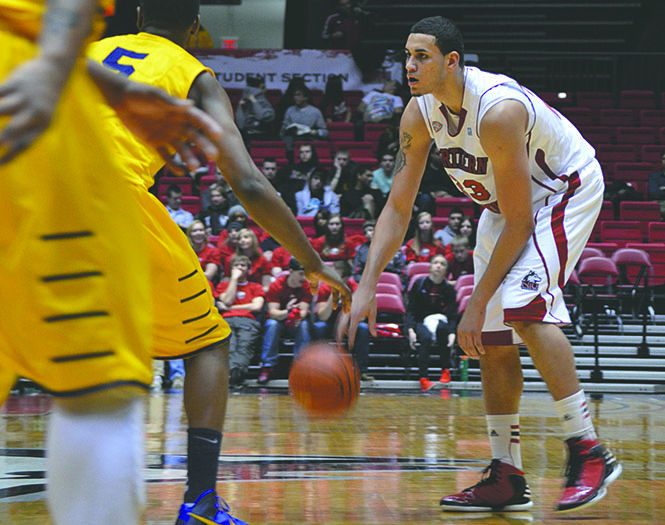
[
  {"left": 456, "top": 295, "right": 486, "bottom": 358},
  {"left": 111, "top": 80, "right": 222, "bottom": 174},
  {"left": 336, "top": 283, "right": 376, "bottom": 350},
  {"left": 305, "top": 263, "right": 351, "bottom": 313},
  {"left": 0, "top": 56, "right": 69, "bottom": 164}
]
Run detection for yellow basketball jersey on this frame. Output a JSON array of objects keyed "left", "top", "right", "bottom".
[
  {"left": 0, "top": 0, "right": 112, "bottom": 40},
  {"left": 87, "top": 32, "right": 214, "bottom": 189}
]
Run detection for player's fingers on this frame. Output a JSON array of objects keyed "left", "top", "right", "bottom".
[
  {"left": 347, "top": 321, "right": 357, "bottom": 350},
  {"left": 0, "top": 93, "right": 22, "bottom": 117},
  {"left": 331, "top": 289, "right": 340, "bottom": 310},
  {"left": 335, "top": 312, "right": 349, "bottom": 346},
  {"left": 0, "top": 136, "right": 31, "bottom": 165},
  {"left": 474, "top": 333, "right": 485, "bottom": 356},
  {"left": 309, "top": 275, "right": 319, "bottom": 297},
  {"left": 182, "top": 125, "right": 219, "bottom": 164},
  {"left": 368, "top": 302, "right": 377, "bottom": 337},
  {"left": 339, "top": 286, "right": 351, "bottom": 314},
  {"left": 176, "top": 142, "right": 200, "bottom": 171},
  {"left": 157, "top": 147, "right": 185, "bottom": 175}
]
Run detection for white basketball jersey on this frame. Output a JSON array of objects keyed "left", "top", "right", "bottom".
[{"left": 415, "top": 67, "right": 601, "bottom": 210}]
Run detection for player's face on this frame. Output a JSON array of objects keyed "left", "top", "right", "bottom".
[{"left": 405, "top": 33, "right": 449, "bottom": 97}]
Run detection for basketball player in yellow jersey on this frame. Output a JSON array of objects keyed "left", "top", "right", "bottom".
[
  {"left": 0, "top": 1, "right": 223, "bottom": 524},
  {"left": 88, "top": 1, "right": 351, "bottom": 523}
]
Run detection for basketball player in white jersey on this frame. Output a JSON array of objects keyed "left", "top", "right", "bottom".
[{"left": 338, "top": 15, "right": 621, "bottom": 513}]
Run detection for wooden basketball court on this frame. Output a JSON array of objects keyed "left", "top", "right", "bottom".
[{"left": 1, "top": 390, "right": 663, "bottom": 524}]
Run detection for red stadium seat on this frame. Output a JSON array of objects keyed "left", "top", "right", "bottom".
[
  {"left": 615, "top": 127, "right": 657, "bottom": 145},
  {"left": 295, "top": 140, "right": 332, "bottom": 160},
  {"left": 297, "top": 216, "right": 316, "bottom": 237},
  {"left": 264, "top": 89, "right": 282, "bottom": 108},
  {"left": 638, "top": 110, "right": 665, "bottom": 127},
  {"left": 560, "top": 107, "right": 594, "bottom": 127},
  {"left": 454, "top": 273, "right": 475, "bottom": 291},
  {"left": 586, "top": 242, "right": 619, "bottom": 256},
  {"left": 364, "top": 123, "right": 389, "bottom": 142},
  {"left": 579, "top": 126, "right": 613, "bottom": 145},
  {"left": 376, "top": 293, "right": 406, "bottom": 315},
  {"left": 619, "top": 201, "right": 661, "bottom": 222},
  {"left": 406, "top": 262, "right": 430, "bottom": 280},
  {"left": 158, "top": 176, "right": 193, "bottom": 197},
  {"left": 660, "top": 127, "right": 665, "bottom": 144},
  {"left": 625, "top": 243, "right": 665, "bottom": 286},
  {"left": 310, "top": 89, "right": 323, "bottom": 108},
  {"left": 595, "top": 144, "right": 638, "bottom": 163},
  {"left": 576, "top": 92, "right": 613, "bottom": 109},
  {"left": 327, "top": 122, "right": 354, "bottom": 142},
  {"left": 345, "top": 90, "right": 364, "bottom": 113},
  {"left": 343, "top": 218, "right": 365, "bottom": 236},
  {"left": 613, "top": 162, "right": 654, "bottom": 182},
  {"left": 597, "top": 200, "right": 615, "bottom": 221},
  {"left": 458, "top": 294, "right": 471, "bottom": 314},
  {"left": 619, "top": 90, "right": 656, "bottom": 109},
  {"left": 600, "top": 162, "right": 615, "bottom": 179},
  {"left": 249, "top": 141, "right": 286, "bottom": 159},
  {"left": 639, "top": 145, "right": 665, "bottom": 163},
  {"left": 577, "top": 256, "right": 619, "bottom": 287},
  {"left": 538, "top": 91, "right": 573, "bottom": 108},
  {"left": 333, "top": 140, "right": 376, "bottom": 160},
  {"left": 648, "top": 222, "right": 665, "bottom": 243},
  {"left": 378, "top": 272, "right": 403, "bottom": 289},
  {"left": 611, "top": 248, "right": 652, "bottom": 286},
  {"left": 432, "top": 217, "right": 448, "bottom": 230},
  {"left": 598, "top": 109, "right": 636, "bottom": 127},
  {"left": 181, "top": 196, "right": 201, "bottom": 215},
  {"left": 435, "top": 197, "right": 476, "bottom": 218},
  {"left": 376, "top": 282, "right": 403, "bottom": 296},
  {"left": 600, "top": 221, "right": 645, "bottom": 246},
  {"left": 578, "top": 247, "right": 605, "bottom": 266},
  {"left": 456, "top": 284, "right": 474, "bottom": 304}
]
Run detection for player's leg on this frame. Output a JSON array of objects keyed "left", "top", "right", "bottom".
[{"left": 48, "top": 388, "right": 145, "bottom": 525}]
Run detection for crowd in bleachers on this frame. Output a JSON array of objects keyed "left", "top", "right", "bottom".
[{"left": 152, "top": 86, "right": 665, "bottom": 389}]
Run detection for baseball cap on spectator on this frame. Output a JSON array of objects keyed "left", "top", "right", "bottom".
[{"left": 288, "top": 258, "right": 304, "bottom": 272}]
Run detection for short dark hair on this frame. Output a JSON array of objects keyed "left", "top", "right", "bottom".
[
  {"left": 263, "top": 157, "right": 277, "bottom": 165},
  {"left": 449, "top": 206, "right": 464, "bottom": 218},
  {"left": 410, "top": 16, "right": 465, "bottom": 68},
  {"left": 166, "top": 184, "right": 183, "bottom": 197},
  {"left": 288, "top": 258, "right": 304, "bottom": 272},
  {"left": 139, "top": 0, "right": 200, "bottom": 31}
]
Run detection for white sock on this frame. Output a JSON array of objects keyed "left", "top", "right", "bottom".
[
  {"left": 47, "top": 397, "right": 145, "bottom": 525},
  {"left": 486, "top": 414, "right": 522, "bottom": 471},
  {"left": 554, "top": 389, "right": 597, "bottom": 441}
]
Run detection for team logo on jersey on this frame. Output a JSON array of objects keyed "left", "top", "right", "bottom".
[
  {"left": 439, "top": 147, "right": 488, "bottom": 175},
  {"left": 521, "top": 270, "right": 542, "bottom": 291},
  {"left": 432, "top": 121, "right": 443, "bottom": 132}
]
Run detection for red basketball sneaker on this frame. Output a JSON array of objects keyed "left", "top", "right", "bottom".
[
  {"left": 440, "top": 459, "right": 533, "bottom": 512},
  {"left": 556, "top": 437, "right": 622, "bottom": 512}
]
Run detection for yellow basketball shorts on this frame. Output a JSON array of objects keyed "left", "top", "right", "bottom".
[
  {"left": 132, "top": 188, "right": 230, "bottom": 359},
  {"left": 0, "top": 29, "right": 152, "bottom": 397}
]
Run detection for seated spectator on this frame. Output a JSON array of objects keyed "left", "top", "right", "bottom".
[
  {"left": 235, "top": 74, "right": 275, "bottom": 144},
  {"left": 446, "top": 236, "right": 474, "bottom": 284},
  {"left": 197, "top": 183, "right": 231, "bottom": 236},
  {"left": 276, "top": 143, "right": 321, "bottom": 214},
  {"left": 404, "top": 211, "right": 444, "bottom": 263},
  {"left": 311, "top": 213, "right": 356, "bottom": 261},
  {"left": 321, "top": 0, "right": 369, "bottom": 51},
  {"left": 313, "top": 208, "right": 332, "bottom": 237},
  {"left": 234, "top": 228, "right": 273, "bottom": 289},
  {"left": 648, "top": 152, "right": 665, "bottom": 219},
  {"left": 458, "top": 216, "right": 477, "bottom": 249},
  {"left": 356, "top": 79, "right": 404, "bottom": 125},
  {"left": 352, "top": 220, "right": 404, "bottom": 282},
  {"left": 340, "top": 168, "right": 385, "bottom": 219},
  {"left": 312, "top": 260, "right": 372, "bottom": 380},
  {"left": 328, "top": 148, "right": 359, "bottom": 194},
  {"left": 258, "top": 258, "right": 312, "bottom": 385},
  {"left": 280, "top": 86, "right": 328, "bottom": 162},
  {"left": 295, "top": 170, "right": 340, "bottom": 217},
  {"left": 165, "top": 183, "right": 194, "bottom": 230},
  {"left": 406, "top": 255, "right": 457, "bottom": 391},
  {"left": 217, "top": 221, "right": 244, "bottom": 275},
  {"left": 434, "top": 207, "right": 464, "bottom": 246},
  {"left": 376, "top": 122, "right": 399, "bottom": 159},
  {"left": 187, "top": 220, "right": 221, "bottom": 282},
  {"left": 275, "top": 77, "right": 307, "bottom": 131},
  {"left": 200, "top": 167, "right": 240, "bottom": 211},
  {"left": 371, "top": 152, "right": 396, "bottom": 196},
  {"left": 321, "top": 74, "right": 352, "bottom": 123},
  {"left": 215, "top": 255, "right": 266, "bottom": 387},
  {"left": 269, "top": 245, "right": 292, "bottom": 276}
]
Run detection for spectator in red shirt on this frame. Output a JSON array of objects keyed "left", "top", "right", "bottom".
[
  {"left": 446, "top": 236, "right": 474, "bottom": 284},
  {"left": 404, "top": 211, "right": 444, "bottom": 263},
  {"left": 234, "top": 228, "right": 273, "bottom": 290},
  {"left": 217, "top": 221, "right": 243, "bottom": 270},
  {"left": 215, "top": 255, "right": 265, "bottom": 387},
  {"left": 310, "top": 213, "right": 356, "bottom": 261},
  {"left": 312, "top": 260, "right": 372, "bottom": 380},
  {"left": 269, "top": 245, "right": 293, "bottom": 276},
  {"left": 258, "top": 258, "right": 312, "bottom": 384},
  {"left": 187, "top": 219, "right": 221, "bottom": 282}
]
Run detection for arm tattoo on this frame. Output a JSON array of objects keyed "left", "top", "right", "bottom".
[{"left": 394, "top": 131, "right": 413, "bottom": 174}]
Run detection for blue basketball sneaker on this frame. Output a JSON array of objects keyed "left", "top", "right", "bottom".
[{"left": 175, "top": 490, "right": 248, "bottom": 525}]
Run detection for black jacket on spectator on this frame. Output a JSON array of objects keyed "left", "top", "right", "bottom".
[{"left": 406, "top": 276, "right": 457, "bottom": 331}]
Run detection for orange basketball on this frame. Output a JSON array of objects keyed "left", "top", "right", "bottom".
[{"left": 288, "top": 342, "right": 360, "bottom": 418}]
